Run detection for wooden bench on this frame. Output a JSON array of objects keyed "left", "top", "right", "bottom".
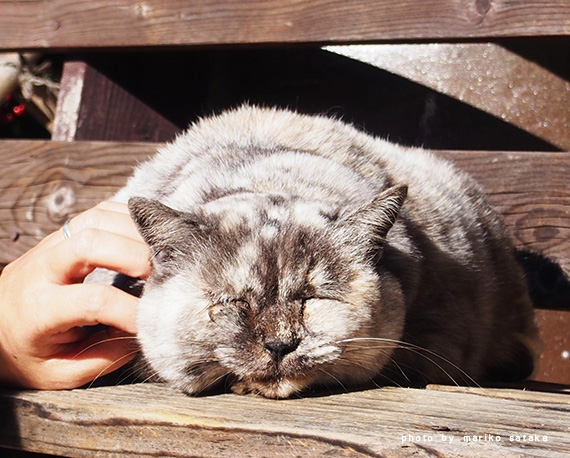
[{"left": 0, "top": 1, "right": 569, "bottom": 456}]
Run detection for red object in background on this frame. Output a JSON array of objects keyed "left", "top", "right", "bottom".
[
  {"left": 12, "top": 104, "right": 25, "bottom": 116},
  {"left": 1, "top": 94, "right": 26, "bottom": 124}
]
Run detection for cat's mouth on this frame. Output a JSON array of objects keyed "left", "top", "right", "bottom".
[{"left": 230, "top": 375, "right": 311, "bottom": 399}]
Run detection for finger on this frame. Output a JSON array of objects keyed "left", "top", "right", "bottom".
[
  {"left": 94, "top": 200, "right": 130, "bottom": 214},
  {"left": 46, "top": 229, "right": 151, "bottom": 283},
  {"left": 34, "top": 202, "right": 137, "bottom": 252},
  {"left": 71, "top": 328, "right": 137, "bottom": 362},
  {"left": 37, "top": 283, "right": 139, "bottom": 336},
  {"left": 69, "top": 203, "right": 142, "bottom": 241},
  {"left": 44, "top": 204, "right": 141, "bottom": 248}
]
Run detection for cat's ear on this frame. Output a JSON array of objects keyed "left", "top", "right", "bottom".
[
  {"left": 128, "top": 197, "right": 212, "bottom": 257},
  {"left": 128, "top": 197, "right": 186, "bottom": 248},
  {"left": 339, "top": 185, "right": 407, "bottom": 244}
]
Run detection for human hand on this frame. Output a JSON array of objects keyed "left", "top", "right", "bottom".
[{"left": 0, "top": 201, "right": 151, "bottom": 389}]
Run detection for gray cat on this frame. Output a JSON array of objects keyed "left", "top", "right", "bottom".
[{"left": 106, "top": 105, "right": 539, "bottom": 398}]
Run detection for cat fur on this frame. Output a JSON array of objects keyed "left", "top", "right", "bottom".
[{"left": 102, "top": 105, "right": 539, "bottom": 398}]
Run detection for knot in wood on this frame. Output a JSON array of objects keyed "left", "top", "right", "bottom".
[
  {"left": 135, "top": 3, "right": 150, "bottom": 17},
  {"left": 475, "top": 0, "right": 491, "bottom": 16},
  {"left": 48, "top": 185, "right": 76, "bottom": 222}
]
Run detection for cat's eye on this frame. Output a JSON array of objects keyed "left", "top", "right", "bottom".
[
  {"left": 208, "top": 298, "right": 250, "bottom": 322},
  {"left": 232, "top": 299, "right": 251, "bottom": 310}
]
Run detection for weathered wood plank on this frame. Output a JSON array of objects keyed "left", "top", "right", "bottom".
[
  {"left": 438, "top": 150, "right": 570, "bottom": 276},
  {"left": 0, "top": 0, "right": 569, "bottom": 51},
  {"left": 534, "top": 309, "right": 570, "bottom": 383},
  {"left": 0, "top": 141, "right": 154, "bottom": 266},
  {"left": 0, "top": 383, "right": 569, "bottom": 457},
  {"left": 0, "top": 141, "right": 568, "bottom": 275}
]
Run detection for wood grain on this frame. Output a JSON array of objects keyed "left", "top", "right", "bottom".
[
  {"left": 1, "top": 383, "right": 569, "bottom": 457},
  {"left": 439, "top": 150, "right": 570, "bottom": 275},
  {"left": 534, "top": 309, "right": 570, "bottom": 383},
  {"left": 0, "top": 141, "right": 568, "bottom": 275},
  {"left": 0, "top": 141, "right": 155, "bottom": 266},
  {"left": 0, "top": 0, "right": 569, "bottom": 50}
]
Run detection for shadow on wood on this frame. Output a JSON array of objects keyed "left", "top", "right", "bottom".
[
  {"left": 59, "top": 48, "right": 560, "bottom": 150},
  {"left": 517, "top": 250, "right": 570, "bottom": 311}
]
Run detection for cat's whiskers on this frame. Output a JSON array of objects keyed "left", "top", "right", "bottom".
[
  {"left": 71, "top": 335, "right": 139, "bottom": 360},
  {"left": 202, "top": 369, "right": 233, "bottom": 393},
  {"left": 335, "top": 337, "right": 480, "bottom": 388},
  {"left": 137, "top": 369, "right": 163, "bottom": 385},
  {"left": 383, "top": 357, "right": 413, "bottom": 385},
  {"left": 334, "top": 344, "right": 413, "bottom": 388},
  {"left": 326, "top": 357, "right": 388, "bottom": 389},
  {"left": 86, "top": 349, "right": 140, "bottom": 389},
  {"left": 316, "top": 367, "right": 348, "bottom": 393},
  {"left": 115, "top": 365, "right": 144, "bottom": 385},
  {"left": 371, "top": 369, "right": 404, "bottom": 389}
]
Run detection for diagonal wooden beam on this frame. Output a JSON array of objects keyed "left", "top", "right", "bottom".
[
  {"left": 52, "top": 61, "right": 180, "bottom": 142},
  {"left": 325, "top": 43, "right": 570, "bottom": 150}
]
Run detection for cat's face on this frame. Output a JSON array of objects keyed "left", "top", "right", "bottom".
[{"left": 129, "top": 186, "right": 407, "bottom": 398}]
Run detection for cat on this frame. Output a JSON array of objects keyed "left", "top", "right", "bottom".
[{"left": 102, "top": 105, "right": 539, "bottom": 398}]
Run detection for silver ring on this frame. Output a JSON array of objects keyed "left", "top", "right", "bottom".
[{"left": 62, "top": 219, "right": 72, "bottom": 239}]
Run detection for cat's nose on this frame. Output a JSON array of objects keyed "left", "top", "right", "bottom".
[{"left": 264, "top": 340, "right": 299, "bottom": 362}]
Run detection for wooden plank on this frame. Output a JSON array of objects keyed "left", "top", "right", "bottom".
[
  {"left": 0, "top": 383, "right": 569, "bottom": 457},
  {"left": 0, "top": 141, "right": 154, "bottom": 267},
  {"left": 0, "top": 141, "right": 570, "bottom": 274},
  {"left": 0, "top": 141, "right": 568, "bottom": 274},
  {"left": 326, "top": 43, "right": 570, "bottom": 151},
  {"left": 51, "top": 61, "right": 86, "bottom": 140},
  {"left": 0, "top": 53, "right": 20, "bottom": 100},
  {"left": 534, "top": 309, "right": 570, "bottom": 384},
  {"left": 0, "top": 0, "right": 569, "bottom": 51},
  {"left": 52, "top": 61, "right": 180, "bottom": 142},
  {"left": 438, "top": 150, "right": 570, "bottom": 277}
]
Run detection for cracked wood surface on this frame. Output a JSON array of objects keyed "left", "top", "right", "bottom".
[{"left": 1, "top": 383, "right": 569, "bottom": 457}]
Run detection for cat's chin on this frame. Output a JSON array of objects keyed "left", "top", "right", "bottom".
[{"left": 230, "top": 377, "right": 309, "bottom": 399}]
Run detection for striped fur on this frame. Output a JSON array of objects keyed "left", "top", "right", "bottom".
[{"left": 110, "top": 106, "right": 539, "bottom": 398}]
